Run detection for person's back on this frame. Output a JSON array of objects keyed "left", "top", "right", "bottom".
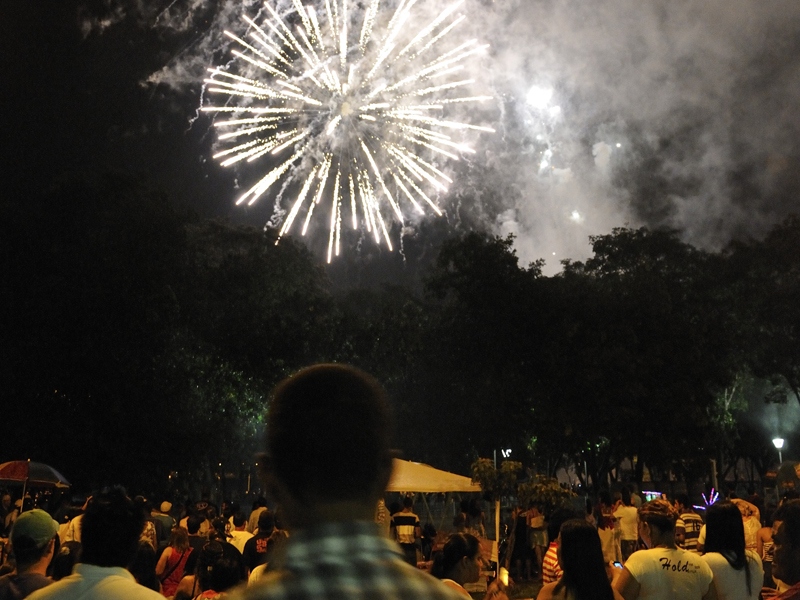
[
  {"left": 230, "top": 364, "right": 466, "bottom": 600},
  {"left": 700, "top": 502, "right": 763, "bottom": 600},
  {"left": 28, "top": 487, "right": 163, "bottom": 600},
  {"left": 613, "top": 499, "right": 714, "bottom": 600}
]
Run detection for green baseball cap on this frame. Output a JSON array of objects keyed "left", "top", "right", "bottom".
[{"left": 11, "top": 509, "right": 59, "bottom": 548}]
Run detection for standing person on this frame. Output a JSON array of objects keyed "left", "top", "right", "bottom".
[
  {"left": 509, "top": 505, "right": 533, "bottom": 581},
  {"left": 614, "top": 489, "right": 639, "bottom": 562},
  {"left": 758, "top": 512, "right": 776, "bottom": 589},
  {"left": 229, "top": 513, "right": 253, "bottom": 556},
  {"left": 28, "top": 486, "right": 164, "bottom": 600},
  {"left": 241, "top": 511, "right": 277, "bottom": 574},
  {"left": 701, "top": 502, "right": 763, "bottom": 600},
  {"left": 466, "top": 500, "right": 486, "bottom": 538},
  {"left": 431, "top": 533, "right": 508, "bottom": 600},
  {"left": 0, "top": 509, "right": 58, "bottom": 600},
  {"left": 675, "top": 494, "right": 704, "bottom": 553},
  {"left": 613, "top": 499, "right": 716, "bottom": 600},
  {"left": 155, "top": 526, "right": 192, "bottom": 598},
  {"left": 230, "top": 363, "right": 468, "bottom": 600},
  {"left": 391, "top": 496, "right": 421, "bottom": 566},
  {"left": 542, "top": 508, "right": 577, "bottom": 584},
  {"left": 536, "top": 519, "right": 623, "bottom": 600},
  {"left": 152, "top": 502, "right": 176, "bottom": 549},
  {"left": 529, "top": 504, "right": 547, "bottom": 579},
  {"left": 246, "top": 500, "right": 267, "bottom": 535}
]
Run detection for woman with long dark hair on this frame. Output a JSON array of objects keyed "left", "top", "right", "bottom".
[
  {"left": 431, "top": 533, "right": 508, "bottom": 600},
  {"left": 701, "top": 501, "right": 763, "bottom": 600},
  {"left": 537, "top": 519, "right": 622, "bottom": 600}
]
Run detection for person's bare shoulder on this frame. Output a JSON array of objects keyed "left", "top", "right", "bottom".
[{"left": 536, "top": 582, "right": 559, "bottom": 600}]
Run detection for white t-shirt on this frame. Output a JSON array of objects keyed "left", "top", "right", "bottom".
[
  {"left": 624, "top": 547, "right": 714, "bottom": 600},
  {"left": 701, "top": 550, "right": 763, "bottom": 600},
  {"left": 614, "top": 505, "right": 639, "bottom": 541}
]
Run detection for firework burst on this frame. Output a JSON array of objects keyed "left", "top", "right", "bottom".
[{"left": 202, "top": 0, "right": 494, "bottom": 262}]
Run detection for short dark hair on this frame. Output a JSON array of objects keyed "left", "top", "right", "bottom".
[
  {"left": 186, "top": 514, "right": 202, "bottom": 535},
  {"left": 674, "top": 493, "right": 689, "bottom": 509},
  {"left": 258, "top": 510, "right": 275, "bottom": 533},
  {"left": 266, "top": 364, "right": 393, "bottom": 504},
  {"left": 403, "top": 496, "right": 414, "bottom": 509},
  {"left": 81, "top": 487, "right": 144, "bottom": 568},
  {"left": 233, "top": 512, "right": 246, "bottom": 527}
]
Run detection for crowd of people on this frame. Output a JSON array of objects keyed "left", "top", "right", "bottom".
[{"left": 0, "top": 363, "right": 799, "bottom": 600}]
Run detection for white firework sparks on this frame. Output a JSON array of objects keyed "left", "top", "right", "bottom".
[{"left": 202, "top": 0, "right": 494, "bottom": 262}]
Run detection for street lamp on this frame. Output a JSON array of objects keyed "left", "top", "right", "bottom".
[{"left": 773, "top": 438, "right": 785, "bottom": 464}]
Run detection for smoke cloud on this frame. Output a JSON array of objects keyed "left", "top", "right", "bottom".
[{"left": 85, "top": 0, "right": 800, "bottom": 273}]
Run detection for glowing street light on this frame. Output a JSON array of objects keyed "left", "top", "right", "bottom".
[{"left": 773, "top": 438, "right": 785, "bottom": 464}]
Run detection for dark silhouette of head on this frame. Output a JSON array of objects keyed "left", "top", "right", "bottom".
[
  {"left": 197, "top": 541, "right": 241, "bottom": 593},
  {"left": 264, "top": 364, "right": 394, "bottom": 516},
  {"left": 547, "top": 507, "right": 577, "bottom": 542},
  {"left": 80, "top": 487, "right": 144, "bottom": 568},
  {"left": 555, "top": 519, "right": 615, "bottom": 600}
]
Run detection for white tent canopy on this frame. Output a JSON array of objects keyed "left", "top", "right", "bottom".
[{"left": 386, "top": 458, "right": 481, "bottom": 493}]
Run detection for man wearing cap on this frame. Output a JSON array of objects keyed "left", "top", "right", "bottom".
[
  {"left": 0, "top": 509, "right": 58, "bottom": 600},
  {"left": 151, "top": 502, "right": 175, "bottom": 548},
  {"left": 232, "top": 364, "right": 476, "bottom": 600},
  {"left": 28, "top": 487, "right": 163, "bottom": 600},
  {"left": 613, "top": 499, "right": 717, "bottom": 600}
]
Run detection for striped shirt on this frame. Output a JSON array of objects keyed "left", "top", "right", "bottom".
[
  {"left": 231, "top": 521, "right": 464, "bottom": 600},
  {"left": 391, "top": 511, "right": 420, "bottom": 545},
  {"left": 542, "top": 541, "right": 562, "bottom": 583},
  {"left": 676, "top": 512, "right": 704, "bottom": 553}
]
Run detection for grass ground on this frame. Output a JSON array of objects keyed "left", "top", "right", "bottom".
[{"left": 470, "top": 580, "right": 543, "bottom": 600}]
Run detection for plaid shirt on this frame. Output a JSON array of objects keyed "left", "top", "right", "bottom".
[{"left": 233, "top": 520, "right": 465, "bottom": 600}]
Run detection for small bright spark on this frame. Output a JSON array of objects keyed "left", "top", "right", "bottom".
[
  {"left": 202, "top": 0, "right": 493, "bottom": 261},
  {"left": 570, "top": 210, "right": 582, "bottom": 222}
]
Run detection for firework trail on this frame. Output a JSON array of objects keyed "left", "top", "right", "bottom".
[{"left": 202, "top": 0, "right": 493, "bottom": 262}]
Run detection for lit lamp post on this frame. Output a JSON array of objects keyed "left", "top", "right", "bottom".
[{"left": 773, "top": 438, "right": 785, "bottom": 465}]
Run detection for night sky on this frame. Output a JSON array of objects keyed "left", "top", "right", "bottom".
[{"left": 4, "top": 0, "right": 800, "bottom": 272}]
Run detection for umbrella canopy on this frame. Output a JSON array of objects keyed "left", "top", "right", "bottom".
[
  {"left": 387, "top": 458, "right": 481, "bottom": 493},
  {"left": 0, "top": 461, "right": 70, "bottom": 488}
]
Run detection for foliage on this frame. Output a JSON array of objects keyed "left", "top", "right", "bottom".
[
  {"left": 471, "top": 458, "right": 522, "bottom": 501},
  {"left": 3, "top": 172, "right": 799, "bottom": 494},
  {"left": 517, "top": 475, "right": 577, "bottom": 516}
]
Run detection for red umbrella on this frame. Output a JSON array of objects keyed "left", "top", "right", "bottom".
[{"left": 0, "top": 460, "right": 70, "bottom": 489}]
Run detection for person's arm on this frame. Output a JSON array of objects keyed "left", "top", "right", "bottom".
[
  {"left": 701, "top": 578, "right": 719, "bottom": 600},
  {"left": 613, "top": 567, "right": 640, "bottom": 600},
  {"left": 155, "top": 546, "right": 172, "bottom": 576},
  {"left": 675, "top": 519, "right": 686, "bottom": 548},
  {"left": 535, "top": 582, "right": 556, "bottom": 600}
]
